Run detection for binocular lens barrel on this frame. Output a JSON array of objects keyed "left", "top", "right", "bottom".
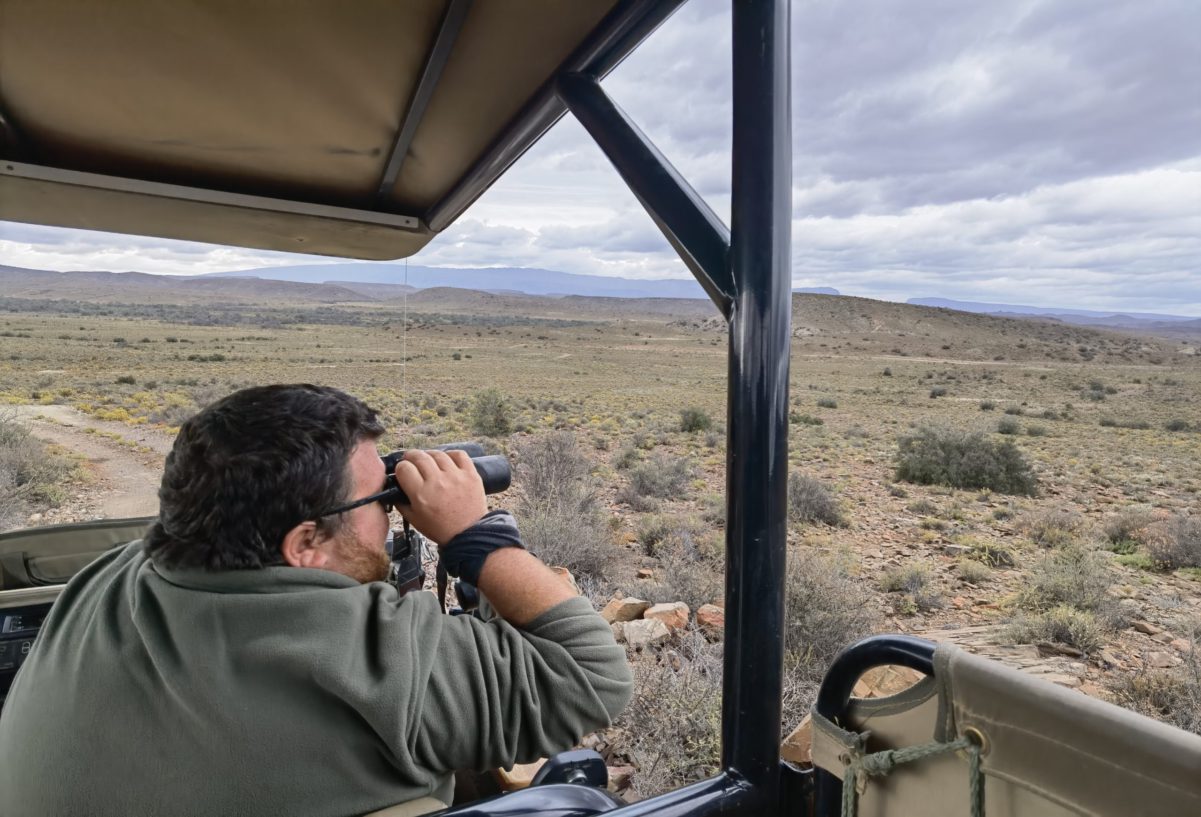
[{"left": 380, "top": 443, "right": 511, "bottom": 506}]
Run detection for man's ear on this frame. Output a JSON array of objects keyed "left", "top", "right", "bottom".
[{"left": 281, "top": 521, "right": 330, "bottom": 569}]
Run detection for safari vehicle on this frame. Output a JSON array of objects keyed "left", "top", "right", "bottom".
[{"left": 1, "top": 1, "right": 1199, "bottom": 815}]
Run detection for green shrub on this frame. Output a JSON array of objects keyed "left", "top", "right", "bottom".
[
  {"left": 1144, "top": 515, "right": 1201, "bottom": 570},
  {"left": 1110, "top": 652, "right": 1201, "bottom": 736},
  {"left": 469, "top": 388, "right": 512, "bottom": 437},
  {"left": 816, "top": 397, "right": 838, "bottom": 409},
  {"left": 1017, "top": 545, "right": 1114, "bottom": 615},
  {"left": 1004, "top": 406, "right": 1024, "bottom": 416},
  {"left": 1100, "top": 416, "right": 1151, "bottom": 430},
  {"left": 115, "top": 375, "right": 136, "bottom": 385},
  {"left": 514, "top": 432, "right": 615, "bottom": 579},
  {"left": 1007, "top": 606, "right": 1105, "bottom": 654},
  {"left": 1026, "top": 425, "right": 1048, "bottom": 437},
  {"left": 679, "top": 408, "right": 713, "bottom": 433},
  {"left": 1103, "top": 507, "right": 1155, "bottom": 551},
  {"left": 787, "top": 473, "right": 844, "bottom": 526},
  {"left": 929, "top": 387, "right": 947, "bottom": 398},
  {"left": 1019, "top": 509, "right": 1087, "bottom": 548},
  {"left": 1165, "top": 419, "right": 1192, "bottom": 432},
  {"left": 895, "top": 426, "right": 1037, "bottom": 496},
  {"left": 614, "top": 446, "right": 641, "bottom": 470},
  {"left": 782, "top": 552, "right": 878, "bottom": 728},
  {"left": 996, "top": 417, "right": 1020, "bottom": 435},
  {"left": 637, "top": 514, "right": 682, "bottom": 556},
  {"left": 617, "top": 453, "right": 693, "bottom": 510},
  {"left": 955, "top": 558, "right": 993, "bottom": 584},
  {"left": 967, "top": 540, "right": 1016, "bottom": 568},
  {"left": 979, "top": 401, "right": 996, "bottom": 411},
  {"left": 879, "top": 563, "right": 942, "bottom": 613},
  {"left": 790, "top": 412, "right": 823, "bottom": 426}
]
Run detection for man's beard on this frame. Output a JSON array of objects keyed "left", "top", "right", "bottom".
[{"left": 333, "top": 529, "right": 390, "bottom": 584}]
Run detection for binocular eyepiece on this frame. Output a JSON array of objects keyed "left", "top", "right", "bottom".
[{"left": 378, "top": 442, "right": 511, "bottom": 508}]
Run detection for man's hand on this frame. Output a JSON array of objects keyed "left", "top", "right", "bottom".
[{"left": 392, "top": 449, "right": 488, "bottom": 545}]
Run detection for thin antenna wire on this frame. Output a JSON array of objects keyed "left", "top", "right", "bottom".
[{"left": 402, "top": 256, "right": 409, "bottom": 432}]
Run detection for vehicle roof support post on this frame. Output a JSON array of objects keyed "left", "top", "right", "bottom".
[
  {"left": 557, "top": 72, "right": 734, "bottom": 318},
  {"left": 723, "top": 0, "right": 792, "bottom": 805}
]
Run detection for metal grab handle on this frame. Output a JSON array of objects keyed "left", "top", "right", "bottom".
[{"left": 813, "top": 635, "right": 937, "bottom": 817}]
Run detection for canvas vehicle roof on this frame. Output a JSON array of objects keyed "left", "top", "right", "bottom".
[{"left": 0, "top": 0, "right": 664, "bottom": 259}]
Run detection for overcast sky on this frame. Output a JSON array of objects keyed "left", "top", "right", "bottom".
[{"left": 2, "top": 0, "right": 1199, "bottom": 314}]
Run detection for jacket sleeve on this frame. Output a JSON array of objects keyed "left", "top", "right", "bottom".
[{"left": 403, "top": 594, "right": 633, "bottom": 772}]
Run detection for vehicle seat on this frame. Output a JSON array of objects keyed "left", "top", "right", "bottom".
[
  {"left": 811, "top": 640, "right": 1201, "bottom": 816},
  {"left": 363, "top": 796, "right": 446, "bottom": 816}
]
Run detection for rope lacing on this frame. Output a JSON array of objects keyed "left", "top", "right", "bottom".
[{"left": 842, "top": 734, "right": 984, "bottom": 817}]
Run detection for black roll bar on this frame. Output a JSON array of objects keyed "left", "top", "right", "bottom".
[
  {"left": 591, "top": 0, "right": 792, "bottom": 813},
  {"left": 435, "top": 0, "right": 794, "bottom": 812}
]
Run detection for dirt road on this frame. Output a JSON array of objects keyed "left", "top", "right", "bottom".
[{"left": 10, "top": 405, "right": 172, "bottom": 524}]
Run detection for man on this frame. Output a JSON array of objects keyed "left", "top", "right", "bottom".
[{"left": 0, "top": 384, "right": 632, "bottom": 816}]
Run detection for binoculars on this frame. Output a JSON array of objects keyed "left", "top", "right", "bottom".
[
  {"left": 379, "top": 442, "right": 511, "bottom": 508},
  {"left": 386, "top": 442, "right": 510, "bottom": 602}
]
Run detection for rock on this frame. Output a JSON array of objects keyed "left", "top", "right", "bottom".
[
  {"left": 580, "top": 733, "right": 604, "bottom": 751},
  {"left": 1152, "top": 632, "right": 1174, "bottom": 644},
  {"left": 27, "top": 512, "right": 43, "bottom": 524},
  {"left": 1040, "top": 673, "right": 1082, "bottom": 689},
  {"left": 1132, "top": 620, "right": 1162, "bottom": 635},
  {"left": 494, "top": 759, "right": 547, "bottom": 790},
  {"left": 696, "top": 604, "right": 725, "bottom": 636},
  {"left": 607, "top": 765, "right": 635, "bottom": 792},
  {"left": 1170, "top": 639, "right": 1193, "bottom": 653},
  {"left": 601, "top": 597, "right": 651, "bottom": 624},
  {"left": 851, "top": 665, "right": 924, "bottom": 699},
  {"left": 1147, "top": 651, "right": 1178, "bottom": 668},
  {"left": 1036, "top": 642, "right": 1084, "bottom": 659},
  {"left": 942, "top": 544, "right": 971, "bottom": 557},
  {"left": 951, "top": 596, "right": 968, "bottom": 609},
  {"left": 635, "top": 568, "right": 654, "bottom": 580},
  {"left": 549, "top": 566, "right": 579, "bottom": 593},
  {"left": 623, "top": 619, "right": 671, "bottom": 651},
  {"left": 610, "top": 622, "right": 626, "bottom": 643},
  {"left": 1098, "top": 649, "right": 1123, "bottom": 668},
  {"left": 645, "top": 602, "right": 690, "bottom": 631},
  {"left": 780, "top": 714, "right": 813, "bottom": 765}
]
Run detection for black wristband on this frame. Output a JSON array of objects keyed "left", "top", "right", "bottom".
[{"left": 439, "top": 510, "right": 525, "bottom": 585}]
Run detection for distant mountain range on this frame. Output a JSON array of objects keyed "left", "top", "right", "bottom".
[
  {"left": 908, "top": 297, "right": 1198, "bottom": 331},
  {"left": 211, "top": 263, "right": 840, "bottom": 300}
]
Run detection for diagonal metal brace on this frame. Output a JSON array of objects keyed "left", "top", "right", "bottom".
[
  {"left": 376, "top": 0, "right": 473, "bottom": 206},
  {"left": 556, "top": 71, "right": 734, "bottom": 318}
]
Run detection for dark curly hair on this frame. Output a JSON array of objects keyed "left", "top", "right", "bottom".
[{"left": 145, "top": 384, "right": 384, "bottom": 570}]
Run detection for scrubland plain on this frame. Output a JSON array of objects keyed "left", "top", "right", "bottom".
[{"left": 2, "top": 282, "right": 1199, "bottom": 796}]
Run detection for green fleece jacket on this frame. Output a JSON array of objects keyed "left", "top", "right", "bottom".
[{"left": 0, "top": 542, "right": 632, "bottom": 816}]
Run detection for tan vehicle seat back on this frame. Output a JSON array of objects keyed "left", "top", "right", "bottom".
[
  {"left": 812, "top": 642, "right": 1201, "bottom": 817},
  {"left": 0, "top": 517, "right": 154, "bottom": 589}
]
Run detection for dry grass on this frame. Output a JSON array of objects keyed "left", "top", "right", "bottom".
[
  {"left": 1143, "top": 515, "right": 1201, "bottom": 570},
  {"left": 513, "top": 432, "right": 616, "bottom": 581},
  {"left": 1110, "top": 646, "right": 1201, "bottom": 736},
  {"left": 2, "top": 289, "right": 1200, "bottom": 763},
  {"left": 788, "top": 473, "right": 844, "bottom": 526},
  {"left": 0, "top": 412, "right": 77, "bottom": 528},
  {"left": 612, "top": 629, "right": 723, "bottom": 798},
  {"left": 783, "top": 550, "right": 879, "bottom": 727}
]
